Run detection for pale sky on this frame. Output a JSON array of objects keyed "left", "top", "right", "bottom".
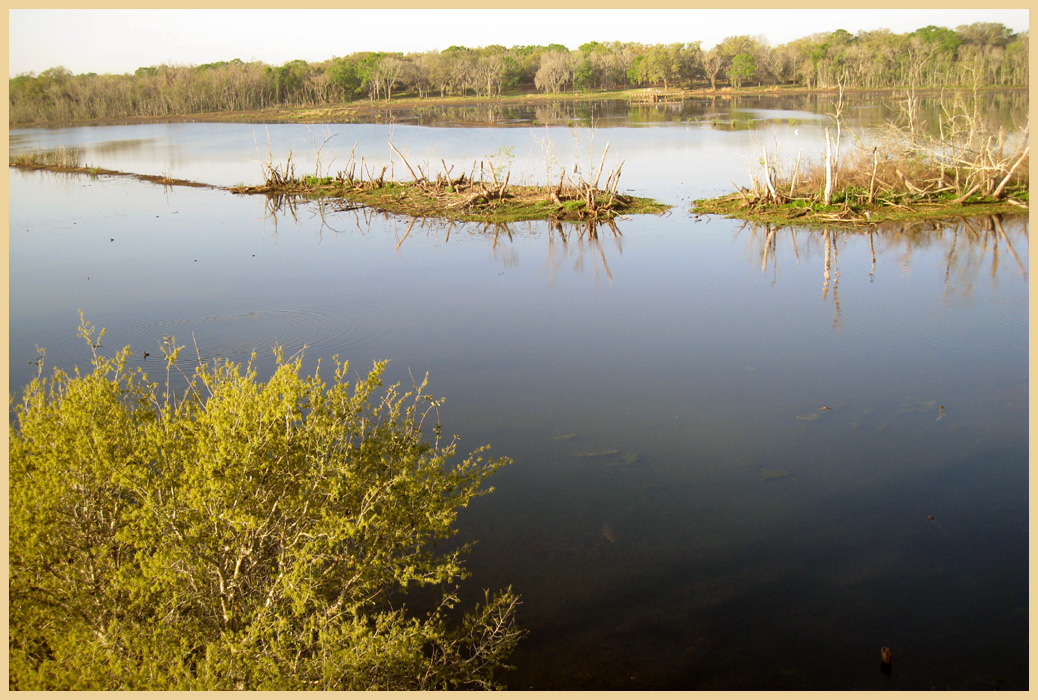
[{"left": 8, "top": 8, "right": 1031, "bottom": 78}]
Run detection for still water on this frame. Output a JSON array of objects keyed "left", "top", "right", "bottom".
[{"left": 8, "top": 95, "right": 1028, "bottom": 690}]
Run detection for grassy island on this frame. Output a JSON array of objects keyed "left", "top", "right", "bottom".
[
  {"left": 10, "top": 144, "right": 669, "bottom": 224},
  {"left": 233, "top": 178, "right": 669, "bottom": 223},
  {"left": 229, "top": 147, "right": 668, "bottom": 223},
  {"left": 693, "top": 190, "right": 1028, "bottom": 227}
]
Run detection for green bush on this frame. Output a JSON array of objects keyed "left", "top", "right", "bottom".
[{"left": 9, "top": 317, "right": 520, "bottom": 690}]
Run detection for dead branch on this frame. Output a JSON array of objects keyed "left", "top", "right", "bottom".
[
  {"left": 990, "top": 145, "right": 1029, "bottom": 200},
  {"left": 389, "top": 141, "right": 423, "bottom": 186}
]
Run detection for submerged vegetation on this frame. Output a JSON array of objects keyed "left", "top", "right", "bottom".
[
  {"left": 694, "top": 89, "right": 1028, "bottom": 225},
  {"left": 9, "top": 318, "right": 521, "bottom": 690}
]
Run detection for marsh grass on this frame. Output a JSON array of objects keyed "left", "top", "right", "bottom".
[{"left": 10, "top": 147, "right": 84, "bottom": 170}]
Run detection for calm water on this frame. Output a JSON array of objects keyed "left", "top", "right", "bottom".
[{"left": 8, "top": 94, "right": 1028, "bottom": 690}]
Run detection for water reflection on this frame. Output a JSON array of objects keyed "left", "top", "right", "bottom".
[
  {"left": 742, "top": 214, "right": 1028, "bottom": 328},
  {"left": 364, "top": 91, "right": 1028, "bottom": 133},
  {"left": 389, "top": 214, "right": 626, "bottom": 286},
  {"left": 257, "top": 193, "right": 628, "bottom": 285},
  {"left": 90, "top": 137, "right": 158, "bottom": 156},
  {"left": 9, "top": 104, "right": 1029, "bottom": 689},
  {"left": 8, "top": 165, "right": 85, "bottom": 196}
]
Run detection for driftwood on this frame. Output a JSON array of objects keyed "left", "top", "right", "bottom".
[{"left": 447, "top": 192, "right": 487, "bottom": 209}]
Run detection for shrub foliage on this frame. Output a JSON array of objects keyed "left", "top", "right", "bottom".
[{"left": 9, "top": 319, "right": 520, "bottom": 690}]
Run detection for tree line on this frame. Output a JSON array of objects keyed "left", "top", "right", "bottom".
[{"left": 9, "top": 22, "right": 1027, "bottom": 124}]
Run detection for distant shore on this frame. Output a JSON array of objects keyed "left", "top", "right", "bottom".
[{"left": 9, "top": 85, "right": 1025, "bottom": 129}]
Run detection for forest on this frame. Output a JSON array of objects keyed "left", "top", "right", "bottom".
[{"left": 8, "top": 22, "right": 1028, "bottom": 125}]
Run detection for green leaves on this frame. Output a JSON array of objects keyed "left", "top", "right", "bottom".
[{"left": 10, "top": 323, "right": 519, "bottom": 689}]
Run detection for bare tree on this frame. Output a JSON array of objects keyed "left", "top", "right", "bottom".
[
  {"left": 535, "top": 51, "right": 575, "bottom": 93},
  {"left": 703, "top": 47, "right": 725, "bottom": 90},
  {"left": 378, "top": 56, "right": 409, "bottom": 101},
  {"left": 475, "top": 54, "right": 505, "bottom": 96}
]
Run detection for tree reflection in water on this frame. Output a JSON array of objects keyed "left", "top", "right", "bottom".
[
  {"left": 741, "top": 214, "right": 1028, "bottom": 328},
  {"left": 259, "top": 193, "right": 1026, "bottom": 323},
  {"left": 261, "top": 193, "right": 626, "bottom": 285}
]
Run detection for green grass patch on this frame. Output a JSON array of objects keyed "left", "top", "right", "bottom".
[{"left": 693, "top": 190, "right": 1028, "bottom": 228}]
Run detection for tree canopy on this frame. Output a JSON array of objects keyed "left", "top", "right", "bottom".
[{"left": 8, "top": 23, "right": 1028, "bottom": 124}]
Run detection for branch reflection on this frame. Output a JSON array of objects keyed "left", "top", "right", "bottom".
[
  {"left": 262, "top": 193, "right": 627, "bottom": 285},
  {"left": 740, "top": 214, "right": 1028, "bottom": 328},
  {"left": 261, "top": 192, "right": 350, "bottom": 244}
]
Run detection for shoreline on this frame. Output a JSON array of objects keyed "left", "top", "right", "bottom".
[{"left": 9, "top": 85, "right": 1026, "bottom": 130}]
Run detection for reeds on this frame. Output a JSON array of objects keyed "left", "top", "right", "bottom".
[{"left": 9, "top": 147, "right": 83, "bottom": 169}]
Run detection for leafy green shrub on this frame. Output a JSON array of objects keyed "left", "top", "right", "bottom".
[
  {"left": 832, "top": 186, "right": 867, "bottom": 206},
  {"left": 9, "top": 318, "right": 520, "bottom": 690}
]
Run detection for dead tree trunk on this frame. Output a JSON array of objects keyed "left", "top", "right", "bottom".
[
  {"left": 823, "top": 128, "right": 834, "bottom": 205},
  {"left": 762, "top": 146, "right": 778, "bottom": 202}
]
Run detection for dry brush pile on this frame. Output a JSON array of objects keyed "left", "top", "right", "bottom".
[
  {"left": 230, "top": 140, "right": 665, "bottom": 223},
  {"left": 722, "top": 90, "right": 1028, "bottom": 224}
]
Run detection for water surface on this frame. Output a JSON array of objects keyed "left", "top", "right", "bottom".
[{"left": 8, "top": 94, "right": 1028, "bottom": 690}]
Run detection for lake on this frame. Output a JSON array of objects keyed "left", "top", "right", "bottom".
[{"left": 8, "top": 93, "right": 1029, "bottom": 690}]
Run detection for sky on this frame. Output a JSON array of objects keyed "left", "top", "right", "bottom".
[{"left": 8, "top": 8, "right": 1031, "bottom": 78}]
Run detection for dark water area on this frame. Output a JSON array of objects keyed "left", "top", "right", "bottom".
[{"left": 8, "top": 93, "right": 1028, "bottom": 690}]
